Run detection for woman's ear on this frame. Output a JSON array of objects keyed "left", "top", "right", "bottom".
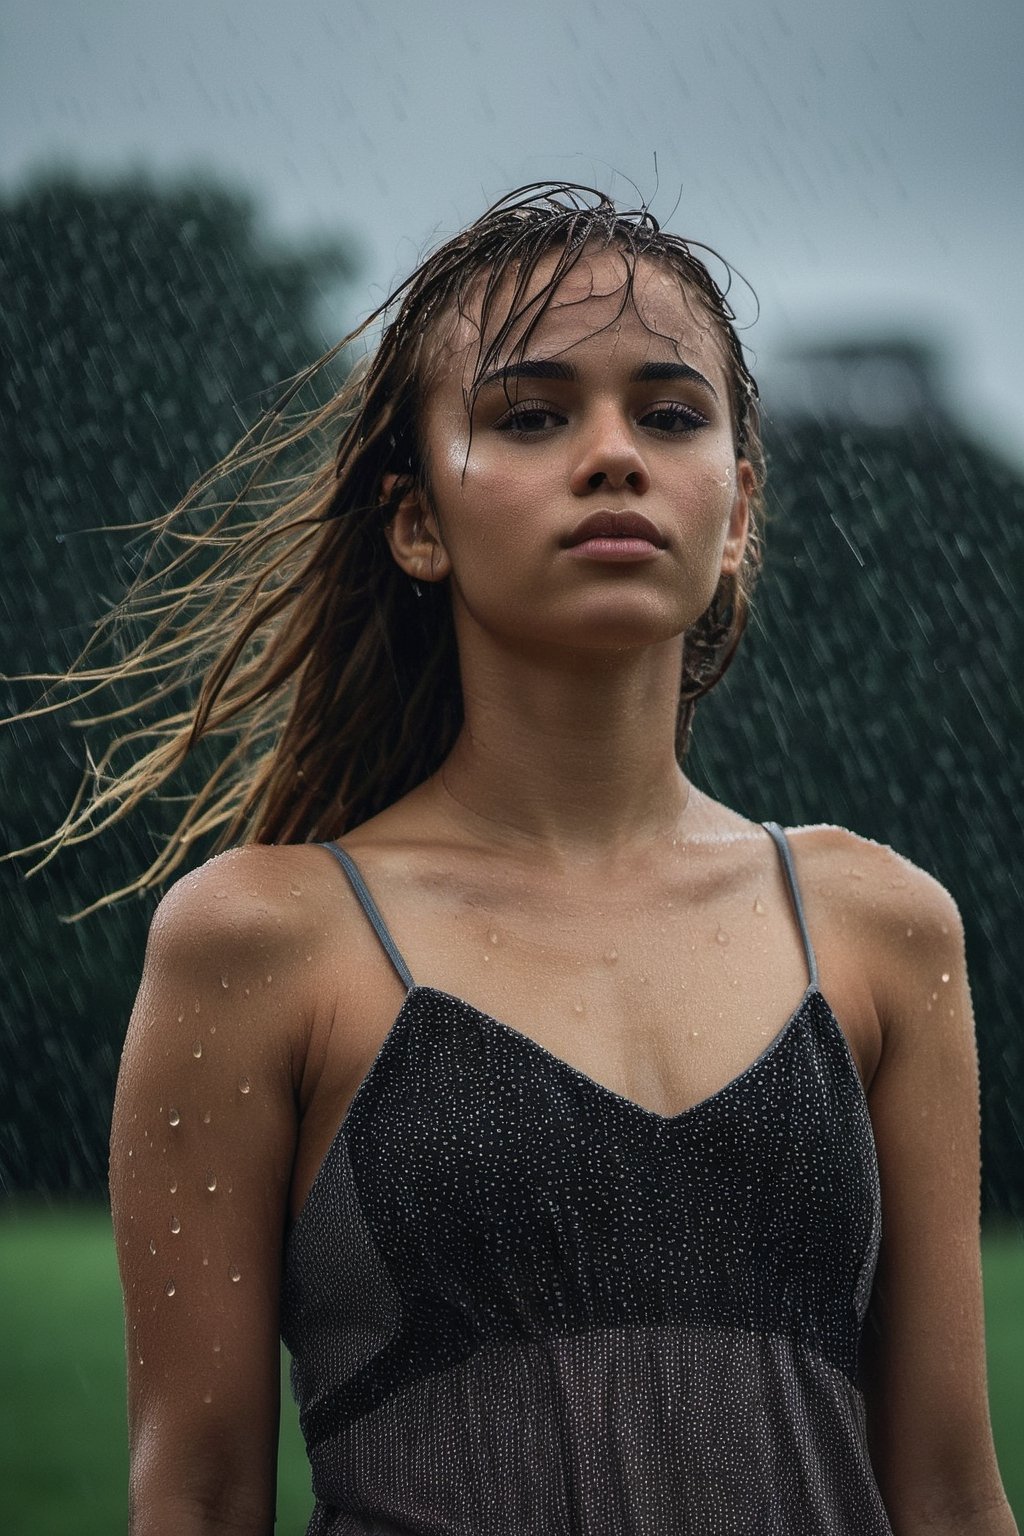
[
  {"left": 720, "top": 458, "right": 755, "bottom": 578},
  {"left": 381, "top": 472, "right": 452, "bottom": 585}
]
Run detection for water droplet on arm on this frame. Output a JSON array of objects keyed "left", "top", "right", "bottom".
[
  {"left": 192, "top": 1041, "right": 203, "bottom": 1059},
  {"left": 753, "top": 897, "right": 765, "bottom": 914},
  {"left": 205, "top": 1172, "right": 217, "bottom": 1192},
  {"left": 603, "top": 947, "right": 618, "bottom": 965},
  {"left": 168, "top": 1109, "right": 180, "bottom": 1127},
  {"left": 230, "top": 1266, "right": 241, "bottom": 1283},
  {"left": 238, "top": 1076, "right": 251, "bottom": 1096},
  {"left": 716, "top": 927, "right": 729, "bottom": 945},
  {"left": 165, "top": 1280, "right": 176, "bottom": 1298}
]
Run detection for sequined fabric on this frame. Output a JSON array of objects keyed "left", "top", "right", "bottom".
[{"left": 280, "top": 825, "right": 892, "bottom": 1534}]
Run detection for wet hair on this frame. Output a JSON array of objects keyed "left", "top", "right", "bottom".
[{"left": 13, "top": 182, "right": 765, "bottom": 910}]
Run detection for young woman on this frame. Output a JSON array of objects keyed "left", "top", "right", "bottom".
[{"left": 67, "top": 185, "right": 1013, "bottom": 1532}]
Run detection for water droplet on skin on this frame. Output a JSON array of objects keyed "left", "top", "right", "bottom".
[
  {"left": 690, "top": 1029, "right": 700, "bottom": 1039},
  {"left": 169, "top": 1180, "right": 177, "bottom": 1194},
  {"left": 194, "top": 1001, "right": 201, "bottom": 1014},
  {"left": 265, "top": 974, "right": 273, "bottom": 986},
  {"left": 206, "top": 1172, "right": 217, "bottom": 1192},
  {"left": 931, "top": 991, "right": 938, "bottom": 1002},
  {"left": 202, "top": 1388, "right": 213, "bottom": 1404},
  {"left": 244, "top": 986, "right": 250, "bottom": 997},
  {"left": 138, "top": 1357, "right": 144, "bottom": 1366},
  {"left": 571, "top": 996, "right": 584, "bottom": 1015},
  {"left": 170, "top": 1216, "right": 181, "bottom": 1234},
  {"left": 214, "top": 890, "right": 227, "bottom": 901},
  {"left": 192, "top": 1041, "right": 203, "bottom": 1059},
  {"left": 289, "top": 884, "right": 302, "bottom": 897},
  {"left": 127, "top": 1147, "right": 133, "bottom": 1158},
  {"left": 168, "top": 1109, "right": 180, "bottom": 1127},
  {"left": 202, "top": 1254, "right": 209, "bottom": 1267},
  {"left": 212, "top": 1339, "right": 221, "bottom": 1353},
  {"left": 488, "top": 930, "right": 499, "bottom": 947},
  {"left": 202, "top": 1109, "right": 211, "bottom": 1125},
  {"left": 149, "top": 1240, "right": 157, "bottom": 1256},
  {"left": 238, "top": 1076, "right": 251, "bottom": 1096},
  {"left": 716, "top": 928, "right": 729, "bottom": 944},
  {"left": 176, "top": 1012, "right": 184, "bottom": 1024},
  {"left": 753, "top": 897, "right": 765, "bottom": 914},
  {"left": 603, "top": 947, "right": 618, "bottom": 964},
  {"left": 165, "top": 1280, "right": 176, "bottom": 1298},
  {"left": 221, "top": 975, "right": 229, "bottom": 990},
  {"left": 230, "top": 1266, "right": 241, "bottom": 1283},
  {"left": 906, "top": 927, "right": 914, "bottom": 937},
  {"left": 941, "top": 972, "right": 950, "bottom": 984}
]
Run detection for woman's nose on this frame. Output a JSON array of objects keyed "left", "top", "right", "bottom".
[{"left": 568, "top": 410, "right": 651, "bottom": 496}]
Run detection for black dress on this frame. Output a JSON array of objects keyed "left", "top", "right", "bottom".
[{"left": 280, "top": 821, "right": 892, "bottom": 1534}]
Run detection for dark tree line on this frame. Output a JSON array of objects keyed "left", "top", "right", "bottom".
[{"left": 1, "top": 174, "right": 1021, "bottom": 1217}]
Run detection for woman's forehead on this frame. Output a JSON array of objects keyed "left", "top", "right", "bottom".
[{"left": 427, "top": 248, "right": 729, "bottom": 391}]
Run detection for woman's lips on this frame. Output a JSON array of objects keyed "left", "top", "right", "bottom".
[
  {"left": 563, "top": 536, "right": 664, "bottom": 561},
  {"left": 562, "top": 511, "right": 667, "bottom": 561}
]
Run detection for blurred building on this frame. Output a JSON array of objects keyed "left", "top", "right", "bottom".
[{"left": 763, "top": 335, "right": 951, "bottom": 432}]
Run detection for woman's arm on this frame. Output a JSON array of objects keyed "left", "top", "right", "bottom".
[
  {"left": 110, "top": 850, "right": 310, "bottom": 1535},
  {"left": 857, "top": 842, "right": 1017, "bottom": 1534}
]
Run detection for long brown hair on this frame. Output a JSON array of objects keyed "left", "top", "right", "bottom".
[{"left": 8, "top": 182, "right": 765, "bottom": 912}]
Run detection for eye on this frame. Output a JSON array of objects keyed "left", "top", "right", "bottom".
[
  {"left": 641, "top": 402, "right": 709, "bottom": 435},
  {"left": 494, "top": 401, "right": 565, "bottom": 436}
]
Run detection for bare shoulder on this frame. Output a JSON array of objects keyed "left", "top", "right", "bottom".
[{"left": 781, "top": 822, "right": 967, "bottom": 1032}]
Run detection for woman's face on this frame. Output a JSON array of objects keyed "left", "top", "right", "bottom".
[{"left": 395, "top": 248, "right": 752, "bottom": 655}]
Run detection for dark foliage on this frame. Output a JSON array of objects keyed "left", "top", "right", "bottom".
[{"left": 0, "top": 173, "right": 354, "bottom": 1194}]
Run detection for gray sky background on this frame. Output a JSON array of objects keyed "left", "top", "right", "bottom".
[{"left": 2, "top": 0, "right": 1021, "bottom": 459}]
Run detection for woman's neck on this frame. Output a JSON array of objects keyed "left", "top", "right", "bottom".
[{"left": 431, "top": 633, "right": 696, "bottom": 862}]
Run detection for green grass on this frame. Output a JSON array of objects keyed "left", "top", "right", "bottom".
[{"left": 1, "top": 1206, "right": 1021, "bottom": 1534}]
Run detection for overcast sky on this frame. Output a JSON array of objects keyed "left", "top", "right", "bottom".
[{"left": 3, "top": 0, "right": 1021, "bottom": 458}]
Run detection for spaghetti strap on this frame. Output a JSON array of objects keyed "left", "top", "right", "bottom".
[
  {"left": 760, "top": 822, "right": 819, "bottom": 992},
  {"left": 321, "top": 842, "right": 415, "bottom": 992}
]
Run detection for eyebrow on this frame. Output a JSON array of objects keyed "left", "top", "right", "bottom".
[{"left": 476, "top": 357, "right": 719, "bottom": 399}]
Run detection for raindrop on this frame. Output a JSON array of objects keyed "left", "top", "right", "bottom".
[
  {"left": 238, "top": 1076, "right": 251, "bottom": 1096},
  {"left": 753, "top": 897, "right": 765, "bottom": 914},
  {"left": 202, "top": 1254, "right": 209, "bottom": 1267},
  {"left": 690, "top": 1029, "right": 700, "bottom": 1038},
  {"left": 165, "top": 1280, "right": 176, "bottom": 1298},
  {"left": 138, "top": 1357, "right": 144, "bottom": 1367},
  {"left": 265, "top": 973, "right": 273, "bottom": 985},
  {"left": 230, "top": 1266, "right": 241, "bottom": 1283},
  {"left": 170, "top": 1215, "right": 181, "bottom": 1234},
  {"left": 168, "top": 1109, "right": 180, "bottom": 1127},
  {"left": 169, "top": 1179, "right": 178, "bottom": 1194},
  {"left": 488, "top": 929, "right": 499, "bottom": 947},
  {"left": 202, "top": 1388, "right": 213, "bottom": 1405},
  {"left": 194, "top": 1001, "right": 201, "bottom": 1014},
  {"left": 212, "top": 1339, "right": 221, "bottom": 1353},
  {"left": 202, "top": 1109, "right": 212, "bottom": 1125},
  {"left": 941, "top": 972, "right": 950, "bottom": 984},
  {"left": 176, "top": 1012, "right": 184, "bottom": 1024},
  {"left": 482, "top": 952, "right": 490, "bottom": 963},
  {"left": 572, "top": 996, "right": 584, "bottom": 1014},
  {"left": 244, "top": 986, "right": 251, "bottom": 997},
  {"left": 192, "top": 1041, "right": 203, "bottom": 1059},
  {"left": 716, "top": 927, "right": 730, "bottom": 944},
  {"left": 905, "top": 927, "right": 914, "bottom": 937},
  {"left": 221, "top": 975, "right": 229, "bottom": 990},
  {"left": 149, "top": 1240, "right": 157, "bottom": 1256},
  {"left": 205, "top": 1172, "right": 217, "bottom": 1192},
  {"left": 127, "top": 1147, "right": 133, "bottom": 1159},
  {"left": 603, "top": 947, "right": 619, "bottom": 964},
  {"left": 289, "top": 884, "right": 302, "bottom": 897}
]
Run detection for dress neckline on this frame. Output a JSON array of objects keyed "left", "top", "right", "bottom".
[{"left": 286, "top": 981, "right": 842, "bottom": 1249}]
